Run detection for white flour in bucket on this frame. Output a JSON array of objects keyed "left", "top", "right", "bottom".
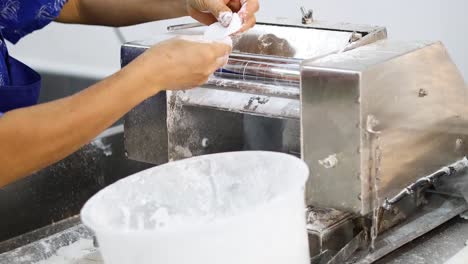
[{"left": 81, "top": 152, "right": 310, "bottom": 264}]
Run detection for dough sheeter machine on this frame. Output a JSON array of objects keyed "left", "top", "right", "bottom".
[
  {"left": 121, "top": 10, "right": 468, "bottom": 264},
  {"left": 2, "top": 8, "right": 468, "bottom": 264}
]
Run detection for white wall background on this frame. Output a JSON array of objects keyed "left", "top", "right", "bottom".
[{"left": 7, "top": 0, "right": 468, "bottom": 81}]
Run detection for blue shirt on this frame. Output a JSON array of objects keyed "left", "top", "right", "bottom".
[{"left": 0, "top": 0, "right": 67, "bottom": 115}]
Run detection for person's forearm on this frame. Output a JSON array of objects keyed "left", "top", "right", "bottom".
[
  {"left": 0, "top": 69, "right": 157, "bottom": 187},
  {"left": 59, "top": 0, "right": 188, "bottom": 26}
]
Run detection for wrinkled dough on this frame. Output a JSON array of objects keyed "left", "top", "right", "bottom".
[{"left": 204, "top": 13, "right": 242, "bottom": 41}]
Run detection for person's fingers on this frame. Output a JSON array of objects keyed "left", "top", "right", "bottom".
[
  {"left": 246, "top": 0, "right": 260, "bottom": 13},
  {"left": 238, "top": 15, "right": 256, "bottom": 33},
  {"left": 238, "top": 0, "right": 259, "bottom": 24},
  {"left": 227, "top": 0, "right": 242, "bottom": 12},
  {"left": 188, "top": 0, "right": 258, "bottom": 29},
  {"left": 206, "top": 0, "right": 234, "bottom": 27},
  {"left": 210, "top": 41, "right": 233, "bottom": 58},
  {"left": 187, "top": 6, "right": 218, "bottom": 25},
  {"left": 214, "top": 55, "right": 229, "bottom": 69}
]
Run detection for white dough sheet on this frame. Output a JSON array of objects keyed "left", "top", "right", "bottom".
[{"left": 204, "top": 13, "right": 242, "bottom": 41}]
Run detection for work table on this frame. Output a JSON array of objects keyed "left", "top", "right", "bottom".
[{"left": 0, "top": 214, "right": 467, "bottom": 264}]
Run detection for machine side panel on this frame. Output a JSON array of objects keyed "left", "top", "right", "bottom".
[
  {"left": 359, "top": 42, "right": 468, "bottom": 213},
  {"left": 301, "top": 67, "right": 362, "bottom": 213},
  {"left": 121, "top": 45, "right": 169, "bottom": 164},
  {"left": 302, "top": 40, "right": 468, "bottom": 215}
]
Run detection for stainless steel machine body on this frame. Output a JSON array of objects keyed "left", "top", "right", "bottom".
[
  {"left": 122, "top": 19, "right": 387, "bottom": 166},
  {"left": 302, "top": 40, "right": 468, "bottom": 215},
  {"left": 121, "top": 15, "right": 468, "bottom": 263}
]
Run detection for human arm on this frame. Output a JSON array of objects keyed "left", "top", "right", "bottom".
[
  {"left": 0, "top": 38, "right": 231, "bottom": 187},
  {"left": 57, "top": 0, "right": 187, "bottom": 27},
  {"left": 57, "top": 0, "right": 259, "bottom": 32}
]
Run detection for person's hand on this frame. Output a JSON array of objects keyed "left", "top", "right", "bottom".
[
  {"left": 187, "top": 0, "right": 259, "bottom": 33},
  {"left": 124, "top": 37, "right": 232, "bottom": 94}
]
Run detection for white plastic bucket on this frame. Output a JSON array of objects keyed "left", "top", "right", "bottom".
[{"left": 81, "top": 151, "right": 310, "bottom": 264}]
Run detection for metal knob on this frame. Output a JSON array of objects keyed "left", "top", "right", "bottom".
[{"left": 301, "top": 7, "right": 314, "bottom": 25}]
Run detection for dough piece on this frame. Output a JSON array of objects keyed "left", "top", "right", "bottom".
[{"left": 204, "top": 13, "right": 242, "bottom": 41}]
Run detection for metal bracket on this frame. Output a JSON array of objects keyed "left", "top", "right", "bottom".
[
  {"left": 383, "top": 157, "right": 468, "bottom": 211},
  {"left": 301, "top": 7, "right": 314, "bottom": 24}
]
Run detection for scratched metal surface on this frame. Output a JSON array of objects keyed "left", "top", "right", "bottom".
[{"left": 378, "top": 216, "right": 468, "bottom": 264}]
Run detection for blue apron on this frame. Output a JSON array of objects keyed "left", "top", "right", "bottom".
[
  {"left": 0, "top": 56, "right": 41, "bottom": 113},
  {"left": 0, "top": 0, "right": 67, "bottom": 116}
]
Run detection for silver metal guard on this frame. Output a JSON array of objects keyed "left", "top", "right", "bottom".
[
  {"left": 121, "top": 20, "right": 386, "bottom": 165},
  {"left": 301, "top": 40, "right": 468, "bottom": 215}
]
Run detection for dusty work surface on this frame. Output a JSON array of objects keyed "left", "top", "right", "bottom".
[
  {"left": 377, "top": 216, "right": 468, "bottom": 264},
  {"left": 0, "top": 215, "right": 467, "bottom": 264}
]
